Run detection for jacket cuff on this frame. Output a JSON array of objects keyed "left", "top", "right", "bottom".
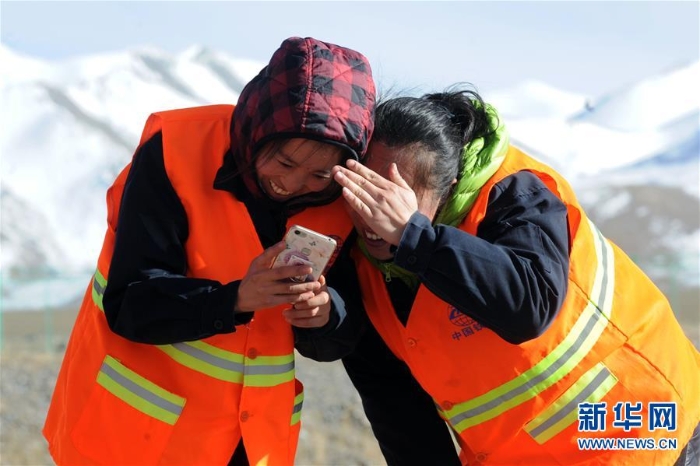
[
  {"left": 203, "top": 281, "right": 242, "bottom": 334},
  {"left": 233, "top": 310, "right": 254, "bottom": 326},
  {"left": 394, "top": 212, "right": 436, "bottom": 274}
]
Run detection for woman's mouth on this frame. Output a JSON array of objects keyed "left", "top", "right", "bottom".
[
  {"left": 269, "top": 180, "right": 292, "bottom": 196},
  {"left": 364, "top": 229, "right": 385, "bottom": 246}
]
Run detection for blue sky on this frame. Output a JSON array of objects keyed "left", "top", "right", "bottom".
[{"left": 1, "top": 1, "right": 698, "bottom": 97}]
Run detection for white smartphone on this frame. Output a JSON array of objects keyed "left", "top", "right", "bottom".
[{"left": 272, "top": 225, "right": 338, "bottom": 283}]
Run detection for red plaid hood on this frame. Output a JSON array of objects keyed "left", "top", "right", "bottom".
[{"left": 231, "top": 36, "right": 376, "bottom": 175}]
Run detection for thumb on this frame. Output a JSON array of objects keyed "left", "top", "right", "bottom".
[{"left": 252, "top": 241, "right": 287, "bottom": 270}]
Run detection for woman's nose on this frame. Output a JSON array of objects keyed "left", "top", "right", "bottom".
[{"left": 282, "top": 170, "right": 307, "bottom": 193}]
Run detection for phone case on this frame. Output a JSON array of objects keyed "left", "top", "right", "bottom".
[{"left": 272, "top": 225, "right": 338, "bottom": 282}]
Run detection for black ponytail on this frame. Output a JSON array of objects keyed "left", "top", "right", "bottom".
[
  {"left": 423, "top": 86, "right": 493, "bottom": 151},
  {"left": 372, "top": 85, "right": 494, "bottom": 203}
]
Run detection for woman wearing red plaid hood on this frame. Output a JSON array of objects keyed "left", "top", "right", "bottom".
[{"left": 43, "top": 37, "right": 376, "bottom": 465}]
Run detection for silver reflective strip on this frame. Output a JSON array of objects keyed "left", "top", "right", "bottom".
[
  {"left": 293, "top": 402, "right": 303, "bottom": 414},
  {"left": 527, "top": 366, "right": 614, "bottom": 439},
  {"left": 245, "top": 361, "right": 295, "bottom": 376},
  {"left": 448, "top": 312, "right": 605, "bottom": 426},
  {"left": 171, "top": 342, "right": 245, "bottom": 372},
  {"left": 93, "top": 277, "right": 106, "bottom": 295},
  {"left": 593, "top": 227, "right": 611, "bottom": 316},
  {"left": 446, "top": 221, "right": 613, "bottom": 428},
  {"left": 101, "top": 362, "right": 183, "bottom": 416}
]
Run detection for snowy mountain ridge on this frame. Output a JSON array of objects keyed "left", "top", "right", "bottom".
[{"left": 1, "top": 45, "right": 698, "bottom": 310}]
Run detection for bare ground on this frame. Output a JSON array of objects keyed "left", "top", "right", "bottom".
[{"left": 0, "top": 307, "right": 386, "bottom": 466}]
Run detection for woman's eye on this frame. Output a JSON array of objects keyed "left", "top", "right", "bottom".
[
  {"left": 315, "top": 174, "right": 331, "bottom": 180},
  {"left": 277, "top": 159, "right": 293, "bottom": 168}
]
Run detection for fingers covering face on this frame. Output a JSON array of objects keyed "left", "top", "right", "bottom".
[{"left": 333, "top": 160, "right": 387, "bottom": 193}]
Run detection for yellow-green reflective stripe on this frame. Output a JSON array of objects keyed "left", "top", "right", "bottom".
[
  {"left": 525, "top": 362, "right": 618, "bottom": 444},
  {"left": 245, "top": 354, "right": 295, "bottom": 367},
  {"left": 443, "top": 220, "right": 615, "bottom": 432},
  {"left": 244, "top": 370, "right": 295, "bottom": 387},
  {"left": 158, "top": 341, "right": 295, "bottom": 387},
  {"left": 291, "top": 392, "right": 304, "bottom": 425},
  {"left": 589, "top": 221, "right": 615, "bottom": 320},
  {"left": 447, "top": 305, "right": 608, "bottom": 431},
  {"left": 158, "top": 341, "right": 245, "bottom": 383},
  {"left": 97, "top": 355, "right": 185, "bottom": 425},
  {"left": 244, "top": 354, "right": 295, "bottom": 387},
  {"left": 92, "top": 269, "right": 107, "bottom": 312}
]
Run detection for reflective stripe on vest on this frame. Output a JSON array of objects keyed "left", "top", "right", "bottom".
[
  {"left": 91, "top": 271, "right": 295, "bottom": 388},
  {"left": 157, "top": 342, "right": 295, "bottom": 387},
  {"left": 438, "top": 220, "right": 615, "bottom": 433},
  {"left": 524, "top": 361, "right": 618, "bottom": 444},
  {"left": 291, "top": 392, "right": 304, "bottom": 425},
  {"left": 92, "top": 269, "right": 107, "bottom": 311},
  {"left": 97, "top": 355, "right": 185, "bottom": 425}
]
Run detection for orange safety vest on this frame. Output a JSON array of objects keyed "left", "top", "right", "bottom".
[
  {"left": 354, "top": 146, "right": 700, "bottom": 465},
  {"left": 44, "top": 105, "right": 353, "bottom": 465}
]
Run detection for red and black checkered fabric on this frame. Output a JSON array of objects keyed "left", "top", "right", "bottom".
[{"left": 232, "top": 37, "right": 376, "bottom": 166}]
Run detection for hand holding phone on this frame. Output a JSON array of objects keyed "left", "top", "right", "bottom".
[
  {"left": 235, "top": 241, "right": 322, "bottom": 313},
  {"left": 272, "top": 225, "right": 338, "bottom": 282}
]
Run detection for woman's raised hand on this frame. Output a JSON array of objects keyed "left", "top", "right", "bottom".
[{"left": 333, "top": 159, "right": 418, "bottom": 245}]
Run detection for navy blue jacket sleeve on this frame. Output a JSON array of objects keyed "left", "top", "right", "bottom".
[
  {"left": 102, "top": 132, "right": 252, "bottom": 344},
  {"left": 299, "top": 170, "right": 570, "bottom": 357},
  {"left": 394, "top": 171, "right": 570, "bottom": 343}
]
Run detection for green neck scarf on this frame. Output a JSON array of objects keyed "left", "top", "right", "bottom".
[
  {"left": 434, "top": 103, "right": 509, "bottom": 226},
  {"left": 360, "top": 103, "right": 509, "bottom": 288}
]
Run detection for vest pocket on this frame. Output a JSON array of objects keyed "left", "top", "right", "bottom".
[
  {"left": 288, "top": 378, "right": 305, "bottom": 461},
  {"left": 291, "top": 378, "right": 304, "bottom": 427},
  {"left": 71, "top": 355, "right": 186, "bottom": 464},
  {"left": 524, "top": 361, "right": 619, "bottom": 446},
  {"left": 523, "top": 353, "right": 668, "bottom": 465}
]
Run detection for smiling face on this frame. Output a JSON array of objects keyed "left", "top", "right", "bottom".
[
  {"left": 255, "top": 138, "right": 345, "bottom": 201},
  {"left": 351, "top": 141, "right": 443, "bottom": 261}
]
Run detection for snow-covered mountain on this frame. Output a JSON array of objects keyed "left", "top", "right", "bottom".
[
  {"left": 488, "top": 61, "right": 700, "bottom": 188},
  {"left": 1, "top": 45, "right": 263, "bottom": 279},
  {"left": 490, "top": 63, "right": 699, "bottom": 305},
  {"left": 1, "top": 46, "right": 698, "bottom": 312}
]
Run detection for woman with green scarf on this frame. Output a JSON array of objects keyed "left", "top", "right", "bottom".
[{"left": 296, "top": 88, "right": 699, "bottom": 466}]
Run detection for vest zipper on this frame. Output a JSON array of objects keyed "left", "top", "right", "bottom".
[{"left": 381, "top": 264, "right": 392, "bottom": 282}]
